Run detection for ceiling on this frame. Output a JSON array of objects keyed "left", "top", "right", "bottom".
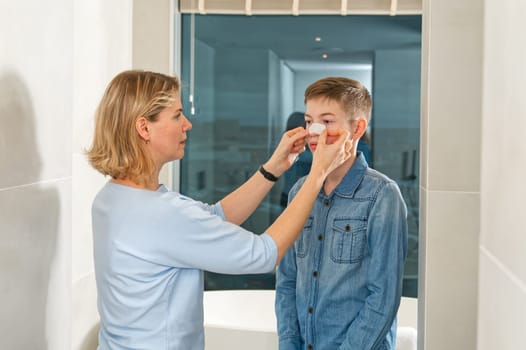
[{"left": 189, "top": 14, "right": 422, "bottom": 70}]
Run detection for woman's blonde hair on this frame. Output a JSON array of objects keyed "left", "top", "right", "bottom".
[{"left": 86, "top": 70, "right": 180, "bottom": 184}]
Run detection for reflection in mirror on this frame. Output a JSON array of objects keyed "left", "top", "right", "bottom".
[{"left": 179, "top": 14, "right": 421, "bottom": 298}]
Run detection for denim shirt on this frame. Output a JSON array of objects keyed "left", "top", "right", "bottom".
[{"left": 276, "top": 153, "right": 408, "bottom": 350}]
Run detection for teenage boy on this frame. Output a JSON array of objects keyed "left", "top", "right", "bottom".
[{"left": 275, "top": 77, "right": 408, "bottom": 350}]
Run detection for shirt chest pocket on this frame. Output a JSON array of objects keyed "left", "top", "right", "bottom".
[{"left": 330, "top": 218, "right": 367, "bottom": 264}]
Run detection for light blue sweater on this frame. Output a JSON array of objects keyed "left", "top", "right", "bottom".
[{"left": 92, "top": 181, "right": 277, "bottom": 349}]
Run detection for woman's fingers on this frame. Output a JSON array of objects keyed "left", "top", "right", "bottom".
[
  {"left": 284, "top": 127, "right": 307, "bottom": 155},
  {"left": 285, "top": 126, "right": 306, "bottom": 138},
  {"left": 265, "top": 127, "right": 308, "bottom": 175}
]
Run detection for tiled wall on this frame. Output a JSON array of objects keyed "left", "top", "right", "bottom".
[
  {"left": 0, "top": 0, "right": 132, "bottom": 349},
  {"left": 0, "top": 1, "right": 74, "bottom": 349},
  {"left": 72, "top": 2, "right": 133, "bottom": 349},
  {"left": 419, "top": 0, "right": 483, "bottom": 349},
  {"left": 478, "top": 0, "right": 526, "bottom": 348}
]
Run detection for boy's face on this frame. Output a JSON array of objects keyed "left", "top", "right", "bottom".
[{"left": 305, "top": 97, "right": 352, "bottom": 152}]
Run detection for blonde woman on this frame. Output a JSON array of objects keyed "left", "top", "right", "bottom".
[{"left": 87, "top": 70, "right": 351, "bottom": 350}]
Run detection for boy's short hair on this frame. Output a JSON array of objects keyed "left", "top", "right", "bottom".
[
  {"left": 304, "top": 77, "right": 372, "bottom": 122},
  {"left": 87, "top": 70, "right": 180, "bottom": 184}
]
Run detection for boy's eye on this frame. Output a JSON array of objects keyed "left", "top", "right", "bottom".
[
  {"left": 305, "top": 120, "right": 312, "bottom": 125},
  {"left": 323, "top": 120, "right": 332, "bottom": 124}
]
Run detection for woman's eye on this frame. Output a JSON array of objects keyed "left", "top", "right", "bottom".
[
  {"left": 305, "top": 120, "right": 312, "bottom": 125},
  {"left": 323, "top": 120, "right": 332, "bottom": 124}
]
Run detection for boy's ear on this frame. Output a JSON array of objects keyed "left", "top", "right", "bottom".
[{"left": 352, "top": 118, "right": 368, "bottom": 140}]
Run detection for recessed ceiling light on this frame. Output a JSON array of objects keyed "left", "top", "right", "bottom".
[
  {"left": 322, "top": 53, "right": 328, "bottom": 59},
  {"left": 315, "top": 37, "right": 322, "bottom": 42}
]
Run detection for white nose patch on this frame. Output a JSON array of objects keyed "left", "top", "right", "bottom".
[{"left": 309, "top": 122, "right": 326, "bottom": 135}]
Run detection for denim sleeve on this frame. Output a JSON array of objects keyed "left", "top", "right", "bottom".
[
  {"left": 276, "top": 241, "right": 302, "bottom": 350},
  {"left": 339, "top": 182, "right": 408, "bottom": 350}
]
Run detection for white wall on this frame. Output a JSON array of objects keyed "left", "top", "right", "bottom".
[
  {"left": 478, "top": 0, "right": 526, "bottom": 348},
  {"left": 0, "top": 0, "right": 132, "bottom": 349},
  {"left": 0, "top": 1, "right": 73, "bottom": 349},
  {"left": 420, "top": 0, "right": 483, "bottom": 349}
]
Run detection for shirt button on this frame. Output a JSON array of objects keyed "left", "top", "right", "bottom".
[
  {"left": 313, "top": 271, "right": 318, "bottom": 277},
  {"left": 324, "top": 199, "right": 330, "bottom": 206},
  {"left": 308, "top": 344, "right": 313, "bottom": 350},
  {"left": 317, "top": 235, "right": 323, "bottom": 241},
  {"left": 308, "top": 307, "right": 313, "bottom": 314}
]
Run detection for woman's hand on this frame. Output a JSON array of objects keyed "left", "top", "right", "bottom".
[
  {"left": 310, "top": 129, "right": 352, "bottom": 179},
  {"left": 263, "top": 127, "right": 307, "bottom": 177}
]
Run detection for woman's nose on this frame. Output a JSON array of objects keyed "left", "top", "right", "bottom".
[{"left": 183, "top": 115, "right": 192, "bottom": 131}]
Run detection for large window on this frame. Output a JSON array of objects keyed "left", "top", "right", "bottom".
[{"left": 179, "top": 14, "right": 421, "bottom": 297}]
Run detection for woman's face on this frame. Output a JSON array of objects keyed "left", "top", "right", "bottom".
[
  {"left": 148, "top": 94, "right": 192, "bottom": 164},
  {"left": 305, "top": 97, "right": 352, "bottom": 152}
]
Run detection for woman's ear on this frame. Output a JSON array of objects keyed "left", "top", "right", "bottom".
[
  {"left": 352, "top": 118, "right": 368, "bottom": 141},
  {"left": 135, "top": 117, "right": 150, "bottom": 142}
]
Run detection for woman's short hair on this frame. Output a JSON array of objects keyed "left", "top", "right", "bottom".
[
  {"left": 304, "top": 77, "right": 372, "bottom": 122},
  {"left": 87, "top": 70, "right": 180, "bottom": 184}
]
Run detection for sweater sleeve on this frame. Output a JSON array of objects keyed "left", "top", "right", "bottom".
[{"left": 114, "top": 191, "right": 278, "bottom": 274}]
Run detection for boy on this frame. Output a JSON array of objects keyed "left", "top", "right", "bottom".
[{"left": 275, "top": 77, "right": 408, "bottom": 350}]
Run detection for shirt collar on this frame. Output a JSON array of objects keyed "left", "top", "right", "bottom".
[{"left": 332, "top": 151, "right": 368, "bottom": 198}]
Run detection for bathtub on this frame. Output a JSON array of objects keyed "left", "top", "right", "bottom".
[{"left": 203, "top": 290, "right": 417, "bottom": 350}]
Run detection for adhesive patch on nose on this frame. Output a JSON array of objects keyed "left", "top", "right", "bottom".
[{"left": 309, "top": 122, "right": 326, "bottom": 135}]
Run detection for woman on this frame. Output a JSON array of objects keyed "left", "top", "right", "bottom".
[{"left": 87, "top": 70, "right": 350, "bottom": 350}]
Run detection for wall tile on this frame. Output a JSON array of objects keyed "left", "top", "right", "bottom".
[
  {"left": 424, "top": 0, "right": 483, "bottom": 193},
  {"left": 0, "top": 179, "right": 71, "bottom": 349},
  {"left": 0, "top": 65, "right": 72, "bottom": 187},
  {"left": 480, "top": 0, "right": 526, "bottom": 285},
  {"left": 73, "top": 0, "right": 133, "bottom": 154},
  {"left": 478, "top": 250, "right": 526, "bottom": 350},
  {"left": 0, "top": 2, "right": 73, "bottom": 187},
  {"left": 421, "top": 190, "right": 479, "bottom": 350}
]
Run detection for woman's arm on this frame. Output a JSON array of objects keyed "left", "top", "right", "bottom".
[{"left": 220, "top": 127, "right": 307, "bottom": 225}]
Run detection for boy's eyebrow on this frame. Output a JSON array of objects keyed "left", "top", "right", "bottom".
[{"left": 305, "top": 112, "right": 336, "bottom": 118}]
